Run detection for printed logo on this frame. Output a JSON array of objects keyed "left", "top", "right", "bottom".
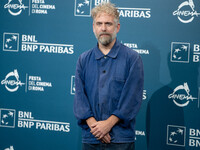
[
  {"left": 143, "top": 90, "right": 147, "bottom": 100},
  {"left": 4, "top": 0, "right": 56, "bottom": 16},
  {"left": 27, "top": 75, "right": 52, "bottom": 92},
  {"left": 74, "top": 0, "right": 151, "bottom": 18},
  {"left": 71, "top": 76, "right": 75, "bottom": 95},
  {"left": 189, "top": 127, "right": 200, "bottom": 147},
  {"left": 1, "top": 69, "right": 25, "bottom": 92},
  {"left": 3, "top": 33, "right": 19, "bottom": 52},
  {"left": 17, "top": 110, "right": 70, "bottom": 132},
  {"left": 74, "top": 0, "right": 92, "bottom": 17},
  {"left": 167, "top": 125, "right": 186, "bottom": 147},
  {"left": 0, "top": 109, "right": 16, "bottom": 128},
  {"left": 3, "top": 33, "right": 74, "bottom": 55},
  {"left": 168, "top": 83, "right": 197, "bottom": 107},
  {"left": 173, "top": 0, "right": 200, "bottom": 23},
  {"left": 4, "top": 146, "right": 14, "bottom": 150},
  {"left": 4, "top": 0, "right": 28, "bottom": 16},
  {"left": 118, "top": 7, "right": 151, "bottom": 18},
  {"left": 0, "top": 69, "right": 53, "bottom": 93},
  {"left": 0, "top": 109, "right": 70, "bottom": 132},
  {"left": 171, "top": 42, "right": 200, "bottom": 63},
  {"left": 193, "top": 44, "right": 200, "bottom": 62},
  {"left": 135, "top": 130, "right": 146, "bottom": 140},
  {"left": 123, "top": 42, "right": 150, "bottom": 55},
  {"left": 21, "top": 34, "right": 74, "bottom": 54},
  {"left": 95, "top": 0, "right": 109, "bottom": 6},
  {"left": 167, "top": 125, "right": 200, "bottom": 148},
  {"left": 31, "top": 0, "right": 56, "bottom": 15},
  {"left": 171, "top": 42, "right": 190, "bottom": 63}
]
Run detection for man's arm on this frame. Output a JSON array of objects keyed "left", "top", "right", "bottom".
[
  {"left": 73, "top": 56, "right": 94, "bottom": 129},
  {"left": 111, "top": 55, "right": 144, "bottom": 127}
]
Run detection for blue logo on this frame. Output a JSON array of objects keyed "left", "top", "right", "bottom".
[
  {"left": 0, "top": 109, "right": 15, "bottom": 128},
  {"left": 167, "top": 125, "right": 186, "bottom": 146},
  {"left": 3, "top": 33, "right": 19, "bottom": 52},
  {"left": 74, "top": 0, "right": 91, "bottom": 17},
  {"left": 171, "top": 42, "right": 190, "bottom": 63}
]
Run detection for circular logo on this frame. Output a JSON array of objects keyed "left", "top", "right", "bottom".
[
  {"left": 168, "top": 83, "right": 197, "bottom": 107},
  {"left": 173, "top": 0, "right": 200, "bottom": 23},
  {"left": 4, "top": 0, "right": 28, "bottom": 16},
  {"left": 1, "top": 70, "right": 25, "bottom": 92}
]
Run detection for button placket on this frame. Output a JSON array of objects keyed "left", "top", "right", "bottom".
[{"left": 98, "top": 56, "right": 109, "bottom": 119}]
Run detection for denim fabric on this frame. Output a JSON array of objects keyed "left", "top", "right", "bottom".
[{"left": 82, "top": 142, "right": 135, "bottom": 150}]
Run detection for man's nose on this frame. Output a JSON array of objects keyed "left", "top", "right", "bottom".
[{"left": 101, "top": 24, "right": 107, "bottom": 31}]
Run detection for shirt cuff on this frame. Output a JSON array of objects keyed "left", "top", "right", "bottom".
[
  {"left": 111, "top": 110, "right": 130, "bottom": 128},
  {"left": 77, "top": 114, "right": 94, "bottom": 129}
]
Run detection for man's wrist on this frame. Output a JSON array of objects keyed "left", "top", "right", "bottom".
[
  {"left": 106, "top": 115, "right": 120, "bottom": 128},
  {"left": 86, "top": 117, "right": 97, "bottom": 129}
]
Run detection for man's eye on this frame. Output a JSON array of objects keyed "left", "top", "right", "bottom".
[
  {"left": 96, "top": 22, "right": 102, "bottom": 26},
  {"left": 106, "top": 23, "right": 112, "bottom": 26}
]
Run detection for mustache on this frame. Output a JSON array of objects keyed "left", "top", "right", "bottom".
[{"left": 99, "top": 32, "right": 111, "bottom": 36}]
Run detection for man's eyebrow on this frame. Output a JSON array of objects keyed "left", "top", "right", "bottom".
[
  {"left": 105, "top": 22, "right": 113, "bottom": 24},
  {"left": 95, "top": 21, "right": 113, "bottom": 23}
]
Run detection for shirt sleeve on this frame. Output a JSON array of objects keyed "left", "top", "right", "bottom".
[
  {"left": 111, "top": 55, "right": 144, "bottom": 128},
  {"left": 73, "top": 56, "right": 94, "bottom": 129}
]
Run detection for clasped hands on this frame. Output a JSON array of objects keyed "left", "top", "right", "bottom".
[
  {"left": 90, "top": 120, "right": 112, "bottom": 143},
  {"left": 86, "top": 115, "right": 119, "bottom": 144}
]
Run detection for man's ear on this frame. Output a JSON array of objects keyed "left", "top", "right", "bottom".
[
  {"left": 117, "top": 23, "right": 120, "bottom": 33},
  {"left": 93, "top": 23, "right": 95, "bottom": 33}
]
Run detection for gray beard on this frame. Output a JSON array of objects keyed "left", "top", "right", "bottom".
[
  {"left": 98, "top": 35, "right": 113, "bottom": 46},
  {"left": 95, "top": 31, "right": 117, "bottom": 46}
]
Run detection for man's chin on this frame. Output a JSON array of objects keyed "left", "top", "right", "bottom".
[
  {"left": 99, "top": 40, "right": 112, "bottom": 46},
  {"left": 98, "top": 37, "right": 112, "bottom": 46}
]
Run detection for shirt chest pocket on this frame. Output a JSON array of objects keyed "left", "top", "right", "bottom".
[{"left": 109, "top": 77, "right": 125, "bottom": 101}]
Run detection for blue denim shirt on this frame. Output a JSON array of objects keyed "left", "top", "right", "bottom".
[{"left": 74, "top": 40, "right": 144, "bottom": 143}]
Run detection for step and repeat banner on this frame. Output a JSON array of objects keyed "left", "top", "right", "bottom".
[{"left": 0, "top": 0, "right": 200, "bottom": 150}]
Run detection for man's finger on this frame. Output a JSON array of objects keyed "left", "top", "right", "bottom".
[
  {"left": 102, "top": 136, "right": 110, "bottom": 143},
  {"left": 91, "top": 122, "right": 98, "bottom": 128},
  {"left": 90, "top": 127, "right": 97, "bottom": 133},
  {"left": 92, "top": 130, "right": 100, "bottom": 136},
  {"left": 95, "top": 133, "right": 101, "bottom": 139},
  {"left": 107, "top": 134, "right": 111, "bottom": 141},
  {"left": 101, "top": 134, "right": 111, "bottom": 143}
]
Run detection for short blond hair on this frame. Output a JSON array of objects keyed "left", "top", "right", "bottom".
[{"left": 91, "top": 2, "right": 119, "bottom": 24}]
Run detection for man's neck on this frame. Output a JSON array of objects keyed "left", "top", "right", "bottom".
[{"left": 98, "top": 39, "right": 116, "bottom": 55}]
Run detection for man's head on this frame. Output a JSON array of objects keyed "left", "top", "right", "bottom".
[{"left": 91, "top": 3, "right": 120, "bottom": 46}]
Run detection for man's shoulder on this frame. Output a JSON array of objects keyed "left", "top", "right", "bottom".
[
  {"left": 79, "top": 47, "right": 95, "bottom": 59},
  {"left": 78, "top": 47, "right": 95, "bottom": 66}
]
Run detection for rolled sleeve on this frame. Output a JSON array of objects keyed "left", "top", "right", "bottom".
[{"left": 111, "top": 55, "right": 144, "bottom": 127}]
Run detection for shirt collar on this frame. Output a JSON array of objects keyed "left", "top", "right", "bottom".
[{"left": 94, "top": 40, "right": 120, "bottom": 60}]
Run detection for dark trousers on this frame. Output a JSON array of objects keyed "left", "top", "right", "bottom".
[{"left": 82, "top": 142, "right": 135, "bottom": 150}]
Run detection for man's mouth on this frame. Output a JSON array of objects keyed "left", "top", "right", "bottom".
[{"left": 99, "top": 33, "right": 110, "bottom": 37}]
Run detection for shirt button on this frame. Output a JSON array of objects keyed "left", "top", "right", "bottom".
[
  {"left": 103, "top": 70, "right": 106, "bottom": 73},
  {"left": 104, "top": 56, "right": 107, "bottom": 59}
]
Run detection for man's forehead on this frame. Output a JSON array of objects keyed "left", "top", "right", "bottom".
[{"left": 94, "top": 12, "right": 115, "bottom": 22}]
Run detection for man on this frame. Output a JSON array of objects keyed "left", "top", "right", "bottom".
[{"left": 74, "top": 2, "right": 144, "bottom": 150}]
